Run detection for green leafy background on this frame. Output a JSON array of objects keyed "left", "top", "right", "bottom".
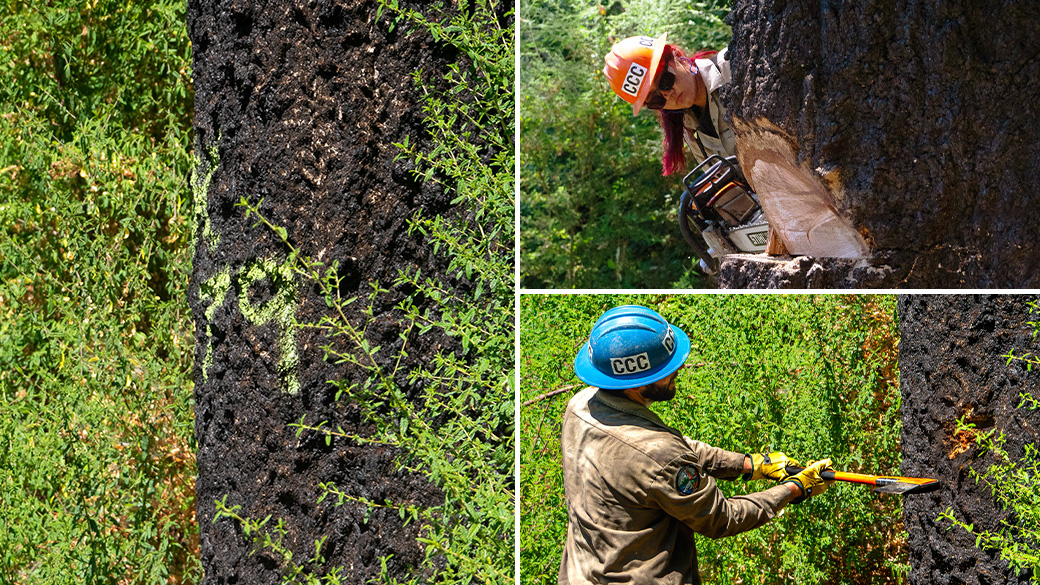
[{"left": 0, "top": 1, "right": 198, "bottom": 582}]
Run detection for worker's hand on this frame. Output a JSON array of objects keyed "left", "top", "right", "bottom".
[
  {"left": 781, "top": 458, "right": 836, "bottom": 504},
  {"left": 744, "top": 452, "right": 801, "bottom": 481}
]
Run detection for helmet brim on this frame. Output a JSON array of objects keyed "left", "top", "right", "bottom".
[
  {"left": 632, "top": 32, "right": 668, "bottom": 116},
  {"left": 573, "top": 323, "right": 691, "bottom": 390}
]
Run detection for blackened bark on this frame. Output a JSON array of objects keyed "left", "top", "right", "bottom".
[
  {"left": 186, "top": 1, "right": 462, "bottom": 582},
  {"left": 899, "top": 295, "right": 1040, "bottom": 584}
]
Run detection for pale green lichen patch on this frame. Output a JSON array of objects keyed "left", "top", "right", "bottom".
[
  {"left": 237, "top": 257, "right": 300, "bottom": 395},
  {"left": 190, "top": 143, "right": 221, "bottom": 251},
  {"left": 198, "top": 267, "right": 232, "bottom": 383}
]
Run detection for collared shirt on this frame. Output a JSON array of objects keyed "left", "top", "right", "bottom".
[
  {"left": 558, "top": 386, "right": 789, "bottom": 585},
  {"left": 683, "top": 48, "right": 737, "bottom": 164}
]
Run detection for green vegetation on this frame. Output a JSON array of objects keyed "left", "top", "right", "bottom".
[
  {"left": 520, "top": 295, "right": 906, "bottom": 584},
  {"left": 212, "top": 1, "right": 515, "bottom": 583},
  {"left": 519, "top": 0, "right": 732, "bottom": 288},
  {"left": 938, "top": 300, "right": 1040, "bottom": 581},
  {"left": 0, "top": 0, "right": 199, "bottom": 583}
]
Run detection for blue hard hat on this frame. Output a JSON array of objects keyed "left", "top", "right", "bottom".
[{"left": 574, "top": 305, "right": 691, "bottom": 390}]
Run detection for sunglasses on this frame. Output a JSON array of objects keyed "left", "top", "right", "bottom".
[{"left": 644, "top": 68, "right": 676, "bottom": 111}]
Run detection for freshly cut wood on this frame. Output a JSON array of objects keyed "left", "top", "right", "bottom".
[
  {"left": 738, "top": 125, "right": 869, "bottom": 259},
  {"left": 765, "top": 227, "right": 788, "bottom": 256}
]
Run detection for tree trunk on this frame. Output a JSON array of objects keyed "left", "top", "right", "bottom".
[
  {"left": 720, "top": 1, "right": 1040, "bottom": 288},
  {"left": 898, "top": 295, "right": 1039, "bottom": 584},
  {"left": 187, "top": 1, "right": 460, "bottom": 581}
]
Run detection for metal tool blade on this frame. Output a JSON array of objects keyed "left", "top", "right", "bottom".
[{"left": 872, "top": 480, "right": 940, "bottom": 495}]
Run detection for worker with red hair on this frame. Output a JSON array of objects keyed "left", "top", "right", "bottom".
[{"left": 603, "top": 33, "right": 735, "bottom": 176}]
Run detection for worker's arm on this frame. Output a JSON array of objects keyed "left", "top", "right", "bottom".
[
  {"left": 682, "top": 436, "right": 746, "bottom": 479},
  {"left": 649, "top": 453, "right": 799, "bottom": 540}
]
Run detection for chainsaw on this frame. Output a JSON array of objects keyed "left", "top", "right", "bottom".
[{"left": 678, "top": 154, "right": 769, "bottom": 274}]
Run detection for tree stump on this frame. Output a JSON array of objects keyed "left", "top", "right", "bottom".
[{"left": 720, "top": 1, "right": 1040, "bottom": 288}]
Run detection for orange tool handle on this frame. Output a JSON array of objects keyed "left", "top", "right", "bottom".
[{"left": 785, "top": 466, "right": 937, "bottom": 486}]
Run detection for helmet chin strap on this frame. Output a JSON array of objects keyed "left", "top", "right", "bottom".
[{"left": 685, "top": 61, "right": 708, "bottom": 109}]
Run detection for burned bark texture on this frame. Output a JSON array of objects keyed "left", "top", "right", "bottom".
[
  {"left": 187, "top": 1, "right": 464, "bottom": 582},
  {"left": 899, "top": 295, "right": 1040, "bottom": 584},
  {"left": 720, "top": 1, "right": 1040, "bottom": 289}
]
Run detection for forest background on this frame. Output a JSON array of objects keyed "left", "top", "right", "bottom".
[
  {"left": 519, "top": 0, "right": 733, "bottom": 288},
  {"left": 519, "top": 295, "right": 907, "bottom": 584},
  {"left": 0, "top": 1, "right": 200, "bottom": 582}
]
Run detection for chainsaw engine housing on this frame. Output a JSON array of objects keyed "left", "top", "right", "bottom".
[{"left": 678, "top": 155, "right": 769, "bottom": 273}]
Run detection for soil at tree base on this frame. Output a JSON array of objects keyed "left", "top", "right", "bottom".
[
  {"left": 716, "top": 255, "right": 903, "bottom": 289},
  {"left": 719, "top": 1, "right": 1040, "bottom": 289},
  {"left": 899, "top": 295, "right": 1039, "bottom": 584},
  {"left": 187, "top": 1, "right": 476, "bottom": 582}
]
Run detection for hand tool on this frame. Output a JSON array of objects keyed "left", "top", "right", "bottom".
[{"left": 784, "top": 465, "right": 940, "bottom": 495}]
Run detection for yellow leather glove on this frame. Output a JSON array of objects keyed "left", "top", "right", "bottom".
[
  {"left": 744, "top": 452, "right": 801, "bottom": 481},
  {"left": 782, "top": 458, "right": 836, "bottom": 504}
]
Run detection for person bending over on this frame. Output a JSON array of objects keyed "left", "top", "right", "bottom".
[{"left": 603, "top": 33, "right": 734, "bottom": 175}]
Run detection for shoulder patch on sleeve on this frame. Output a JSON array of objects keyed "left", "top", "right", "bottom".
[{"left": 675, "top": 464, "right": 702, "bottom": 495}]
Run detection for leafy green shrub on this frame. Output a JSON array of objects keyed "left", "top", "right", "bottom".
[
  {"left": 518, "top": 0, "right": 732, "bottom": 288},
  {"left": 212, "top": 1, "right": 515, "bottom": 583},
  {"left": 937, "top": 413, "right": 1040, "bottom": 581},
  {"left": 0, "top": 1, "right": 198, "bottom": 583},
  {"left": 938, "top": 299, "right": 1040, "bottom": 581},
  {"left": 520, "top": 295, "right": 906, "bottom": 584}
]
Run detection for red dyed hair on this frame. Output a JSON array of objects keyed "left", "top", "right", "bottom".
[{"left": 656, "top": 46, "right": 719, "bottom": 176}]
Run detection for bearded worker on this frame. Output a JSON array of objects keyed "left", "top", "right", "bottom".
[{"left": 559, "top": 305, "right": 835, "bottom": 585}]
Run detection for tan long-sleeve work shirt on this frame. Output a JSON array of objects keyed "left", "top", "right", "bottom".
[{"left": 558, "top": 386, "right": 790, "bottom": 585}]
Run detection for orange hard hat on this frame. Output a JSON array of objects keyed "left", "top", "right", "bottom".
[{"left": 603, "top": 33, "right": 668, "bottom": 116}]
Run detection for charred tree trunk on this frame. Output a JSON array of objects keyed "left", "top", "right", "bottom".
[
  {"left": 187, "top": 2, "right": 461, "bottom": 582},
  {"left": 720, "top": 1, "right": 1040, "bottom": 288},
  {"left": 899, "top": 295, "right": 1039, "bottom": 584}
]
